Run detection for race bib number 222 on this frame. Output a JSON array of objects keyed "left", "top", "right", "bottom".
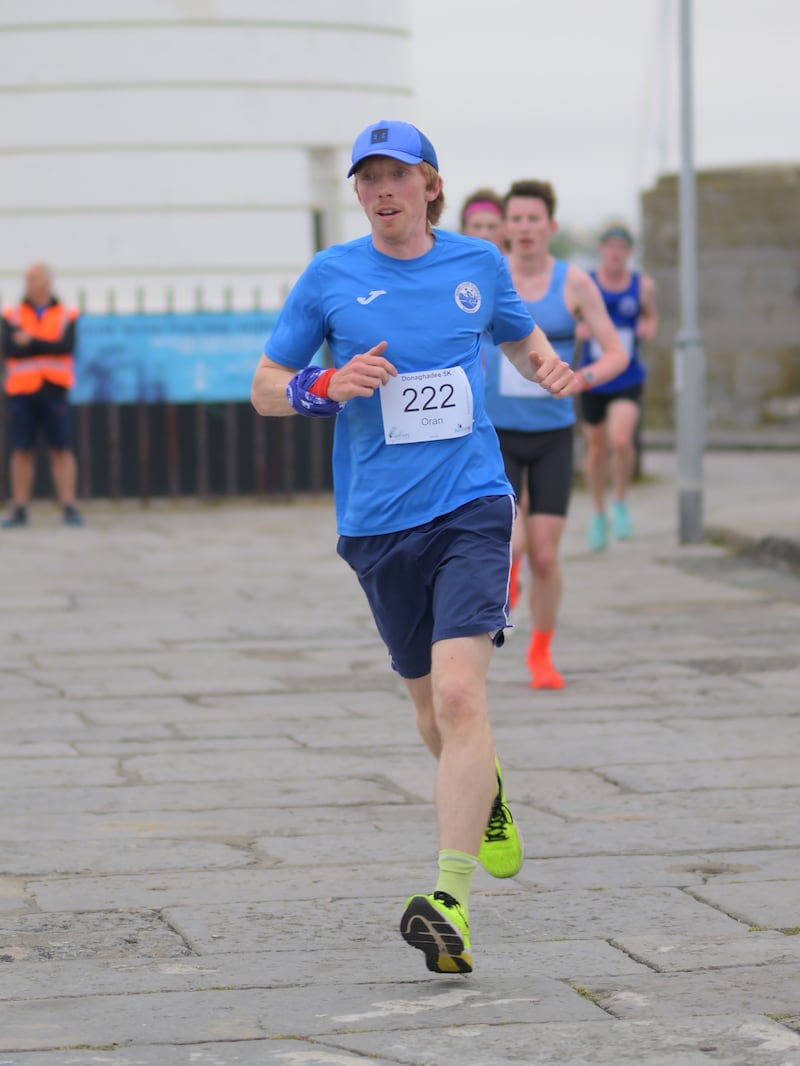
[{"left": 379, "top": 367, "right": 473, "bottom": 445}]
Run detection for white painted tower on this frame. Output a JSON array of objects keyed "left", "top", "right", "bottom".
[{"left": 0, "top": 1, "right": 412, "bottom": 311}]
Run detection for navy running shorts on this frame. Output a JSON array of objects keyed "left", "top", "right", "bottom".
[
  {"left": 7, "top": 383, "right": 73, "bottom": 451},
  {"left": 579, "top": 384, "right": 643, "bottom": 426},
  {"left": 337, "top": 494, "right": 515, "bottom": 680},
  {"left": 495, "top": 424, "right": 574, "bottom": 518}
]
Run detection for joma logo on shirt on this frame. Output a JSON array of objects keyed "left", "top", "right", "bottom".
[{"left": 356, "top": 290, "right": 388, "bottom": 305}]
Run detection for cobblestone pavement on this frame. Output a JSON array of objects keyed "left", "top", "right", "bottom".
[{"left": 0, "top": 450, "right": 798, "bottom": 1065}]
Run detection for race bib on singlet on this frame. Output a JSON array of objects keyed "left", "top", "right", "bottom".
[
  {"left": 379, "top": 367, "right": 473, "bottom": 445},
  {"left": 588, "top": 327, "right": 635, "bottom": 362},
  {"left": 498, "top": 353, "right": 549, "bottom": 399}
]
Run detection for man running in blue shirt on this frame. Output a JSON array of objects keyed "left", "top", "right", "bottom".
[{"left": 251, "top": 121, "right": 577, "bottom": 976}]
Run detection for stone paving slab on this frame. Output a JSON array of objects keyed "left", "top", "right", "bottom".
[
  {"left": 72, "top": 720, "right": 421, "bottom": 755},
  {"left": 585, "top": 963, "right": 800, "bottom": 1020},
  {"left": 2, "top": 783, "right": 430, "bottom": 818},
  {"left": 0, "top": 740, "right": 78, "bottom": 757},
  {"left": 492, "top": 688, "right": 798, "bottom": 720},
  {"left": 2, "top": 1017, "right": 799, "bottom": 1066},
  {"left": 689, "top": 881, "right": 800, "bottom": 931},
  {"left": 0, "top": 939, "right": 646, "bottom": 1003},
  {"left": 596, "top": 755, "right": 800, "bottom": 792},
  {"left": 0, "top": 724, "right": 176, "bottom": 747},
  {"left": 4, "top": 1044, "right": 393, "bottom": 1065},
  {"left": 741, "top": 667, "right": 800, "bottom": 689},
  {"left": 11, "top": 808, "right": 800, "bottom": 890},
  {"left": 0, "top": 675, "right": 65, "bottom": 700},
  {"left": 517, "top": 848, "right": 800, "bottom": 890},
  {"left": 515, "top": 808, "right": 800, "bottom": 857},
  {"left": 0, "top": 910, "right": 191, "bottom": 964},
  {"left": 612, "top": 931, "right": 800, "bottom": 972},
  {"left": 118, "top": 750, "right": 418, "bottom": 788},
  {"left": 25, "top": 863, "right": 441, "bottom": 913},
  {"left": 19, "top": 845, "right": 800, "bottom": 919},
  {"left": 150, "top": 886, "right": 745, "bottom": 960},
  {"left": 16, "top": 697, "right": 212, "bottom": 726},
  {"left": 663, "top": 714, "right": 800, "bottom": 748},
  {"left": 0, "top": 974, "right": 602, "bottom": 1052},
  {"left": 525, "top": 785, "right": 800, "bottom": 822},
  {"left": 0, "top": 757, "right": 125, "bottom": 789},
  {"left": 486, "top": 717, "right": 800, "bottom": 769},
  {"left": 21, "top": 665, "right": 290, "bottom": 699},
  {"left": 336, "top": 1015, "right": 800, "bottom": 1066},
  {"left": 475, "top": 887, "right": 746, "bottom": 942},
  {"left": 0, "top": 838, "right": 254, "bottom": 878},
  {"left": 0, "top": 806, "right": 451, "bottom": 848}
]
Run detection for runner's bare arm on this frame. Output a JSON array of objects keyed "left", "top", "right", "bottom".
[
  {"left": 250, "top": 356, "right": 297, "bottom": 416},
  {"left": 567, "top": 268, "right": 629, "bottom": 388},
  {"left": 636, "top": 274, "right": 659, "bottom": 341}
]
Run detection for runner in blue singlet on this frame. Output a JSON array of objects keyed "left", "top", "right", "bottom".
[
  {"left": 576, "top": 224, "right": 659, "bottom": 550},
  {"left": 251, "top": 123, "right": 578, "bottom": 977}
]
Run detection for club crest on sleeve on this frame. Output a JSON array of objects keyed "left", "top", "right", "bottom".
[{"left": 454, "top": 282, "right": 481, "bottom": 314}]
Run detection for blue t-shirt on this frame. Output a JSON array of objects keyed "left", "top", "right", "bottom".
[
  {"left": 578, "top": 271, "right": 644, "bottom": 392},
  {"left": 265, "top": 230, "right": 535, "bottom": 536},
  {"left": 483, "top": 258, "right": 576, "bottom": 432}
]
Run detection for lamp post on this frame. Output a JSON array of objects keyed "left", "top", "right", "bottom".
[{"left": 675, "top": 0, "right": 706, "bottom": 543}]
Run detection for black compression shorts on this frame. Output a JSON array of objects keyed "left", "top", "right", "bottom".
[
  {"left": 579, "top": 384, "right": 643, "bottom": 426},
  {"left": 495, "top": 424, "right": 574, "bottom": 518}
]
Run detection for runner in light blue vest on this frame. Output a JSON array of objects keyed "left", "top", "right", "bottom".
[{"left": 487, "top": 180, "right": 628, "bottom": 690}]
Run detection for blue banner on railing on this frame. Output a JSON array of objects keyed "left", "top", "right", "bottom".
[{"left": 72, "top": 311, "right": 324, "bottom": 404}]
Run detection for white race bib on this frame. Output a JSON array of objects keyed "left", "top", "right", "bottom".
[
  {"left": 498, "top": 354, "right": 549, "bottom": 399},
  {"left": 380, "top": 367, "right": 473, "bottom": 445},
  {"left": 588, "top": 327, "right": 635, "bottom": 362}
]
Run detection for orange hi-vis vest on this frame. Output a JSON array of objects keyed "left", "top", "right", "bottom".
[{"left": 3, "top": 301, "right": 79, "bottom": 395}]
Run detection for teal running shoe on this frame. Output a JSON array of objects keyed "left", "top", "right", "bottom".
[
  {"left": 587, "top": 512, "right": 608, "bottom": 552},
  {"left": 611, "top": 500, "right": 633, "bottom": 540}
]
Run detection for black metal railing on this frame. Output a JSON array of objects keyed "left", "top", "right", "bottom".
[{"left": 0, "top": 396, "right": 333, "bottom": 504}]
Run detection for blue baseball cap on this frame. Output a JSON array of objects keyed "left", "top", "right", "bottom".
[
  {"left": 600, "top": 223, "right": 634, "bottom": 245},
  {"left": 348, "top": 120, "right": 439, "bottom": 177}
]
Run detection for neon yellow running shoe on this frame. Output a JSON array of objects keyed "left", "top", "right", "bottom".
[
  {"left": 400, "top": 891, "right": 472, "bottom": 974},
  {"left": 478, "top": 760, "right": 524, "bottom": 878}
]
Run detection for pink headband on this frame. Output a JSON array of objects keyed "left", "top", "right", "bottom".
[{"left": 463, "top": 201, "right": 503, "bottom": 220}]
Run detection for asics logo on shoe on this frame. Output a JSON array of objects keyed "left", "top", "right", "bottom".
[{"left": 356, "top": 290, "right": 387, "bottom": 305}]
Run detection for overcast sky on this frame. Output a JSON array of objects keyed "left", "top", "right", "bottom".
[{"left": 408, "top": 0, "right": 800, "bottom": 234}]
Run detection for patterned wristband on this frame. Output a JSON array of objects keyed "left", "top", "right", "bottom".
[{"left": 285, "top": 366, "right": 345, "bottom": 417}]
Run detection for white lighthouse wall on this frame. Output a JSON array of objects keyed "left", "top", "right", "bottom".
[{"left": 0, "top": 1, "right": 412, "bottom": 311}]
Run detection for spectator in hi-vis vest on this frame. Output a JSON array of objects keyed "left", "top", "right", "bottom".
[{"left": 1, "top": 263, "right": 83, "bottom": 527}]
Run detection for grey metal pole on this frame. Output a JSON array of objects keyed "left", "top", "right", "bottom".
[{"left": 675, "top": 0, "right": 706, "bottom": 543}]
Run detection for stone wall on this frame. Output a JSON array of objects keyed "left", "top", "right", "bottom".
[{"left": 640, "top": 165, "right": 800, "bottom": 429}]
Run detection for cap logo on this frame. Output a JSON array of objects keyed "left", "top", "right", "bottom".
[{"left": 371, "top": 128, "right": 389, "bottom": 144}]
